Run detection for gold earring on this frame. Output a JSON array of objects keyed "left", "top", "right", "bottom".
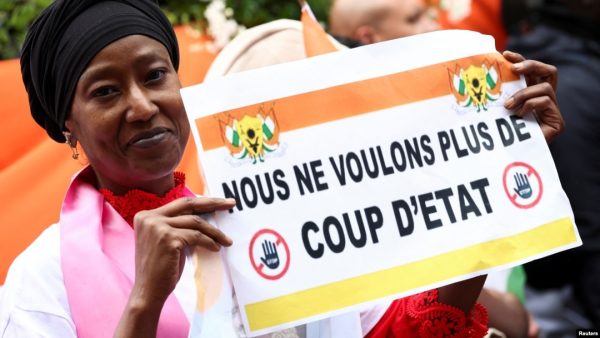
[{"left": 63, "top": 131, "right": 79, "bottom": 160}]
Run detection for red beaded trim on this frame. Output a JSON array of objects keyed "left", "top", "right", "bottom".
[
  {"left": 100, "top": 172, "right": 186, "bottom": 227},
  {"left": 408, "top": 289, "right": 489, "bottom": 338}
]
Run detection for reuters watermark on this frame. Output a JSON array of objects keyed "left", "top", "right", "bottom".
[{"left": 577, "top": 329, "right": 599, "bottom": 337}]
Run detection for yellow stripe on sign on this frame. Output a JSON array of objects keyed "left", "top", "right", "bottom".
[{"left": 246, "top": 217, "right": 576, "bottom": 331}]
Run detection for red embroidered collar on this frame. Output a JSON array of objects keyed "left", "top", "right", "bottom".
[{"left": 100, "top": 172, "right": 186, "bottom": 227}]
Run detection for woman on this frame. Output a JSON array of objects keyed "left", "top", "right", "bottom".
[{"left": 0, "top": 0, "right": 563, "bottom": 337}]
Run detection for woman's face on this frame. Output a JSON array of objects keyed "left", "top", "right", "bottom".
[
  {"left": 65, "top": 35, "right": 189, "bottom": 195},
  {"left": 376, "top": 0, "right": 438, "bottom": 41}
]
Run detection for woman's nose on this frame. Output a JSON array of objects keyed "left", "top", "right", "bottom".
[{"left": 125, "top": 85, "right": 158, "bottom": 123}]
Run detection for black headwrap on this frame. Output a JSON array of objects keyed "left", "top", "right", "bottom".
[{"left": 20, "top": 0, "right": 180, "bottom": 143}]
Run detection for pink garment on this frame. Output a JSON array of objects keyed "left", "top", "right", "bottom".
[{"left": 60, "top": 167, "right": 190, "bottom": 338}]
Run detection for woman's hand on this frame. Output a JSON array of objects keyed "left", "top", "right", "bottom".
[
  {"left": 115, "top": 197, "right": 235, "bottom": 338},
  {"left": 131, "top": 197, "right": 234, "bottom": 305},
  {"left": 502, "top": 50, "right": 565, "bottom": 143}
]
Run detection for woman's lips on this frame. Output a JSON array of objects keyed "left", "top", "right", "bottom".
[{"left": 127, "top": 128, "right": 171, "bottom": 148}]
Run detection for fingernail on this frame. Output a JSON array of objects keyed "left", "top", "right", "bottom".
[
  {"left": 505, "top": 97, "right": 514, "bottom": 109},
  {"left": 225, "top": 198, "right": 236, "bottom": 203},
  {"left": 513, "top": 63, "right": 522, "bottom": 71}
]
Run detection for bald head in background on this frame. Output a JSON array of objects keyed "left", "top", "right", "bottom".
[{"left": 329, "top": 0, "right": 438, "bottom": 45}]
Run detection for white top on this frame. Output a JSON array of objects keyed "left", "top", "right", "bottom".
[
  {"left": 0, "top": 224, "right": 197, "bottom": 338},
  {"left": 0, "top": 224, "right": 388, "bottom": 338}
]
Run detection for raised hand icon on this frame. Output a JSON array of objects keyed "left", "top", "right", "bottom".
[
  {"left": 260, "top": 240, "right": 280, "bottom": 269},
  {"left": 513, "top": 172, "right": 532, "bottom": 199}
]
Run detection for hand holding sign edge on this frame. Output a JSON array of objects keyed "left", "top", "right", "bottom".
[{"left": 502, "top": 50, "right": 565, "bottom": 143}]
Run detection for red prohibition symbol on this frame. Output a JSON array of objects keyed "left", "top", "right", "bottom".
[
  {"left": 502, "top": 161, "right": 543, "bottom": 209},
  {"left": 249, "top": 229, "right": 291, "bottom": 280}
]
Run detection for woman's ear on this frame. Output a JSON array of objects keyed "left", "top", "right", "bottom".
[
  {"left": 63, "top": 133, "right": 80, "bottom": 160},
  {"left": 62, "top": 121, "right": 80, "bottom": 160},
  {"left": 354, "top": 25, "right": 377, "bottom": 45},
  {"left": 63, "top": 120, "right": 78, "bottom": 146}
]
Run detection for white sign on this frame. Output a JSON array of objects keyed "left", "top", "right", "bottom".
[{"left": 182, "top": 30, "right": 580, "bottom": 336}]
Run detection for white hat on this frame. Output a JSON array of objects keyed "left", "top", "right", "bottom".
[{"left": 205, "top": 19, "right": 345, "bottom": 79}]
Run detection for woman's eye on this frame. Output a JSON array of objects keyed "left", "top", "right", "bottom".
[
  {"left": 407, "top": 9, "right": 423, "bottom": 24},
  {"left": 146, "top": 69, "right": 166, "bottom": 83},
  {"left": 92, "top": 87, "right": 117, "bottom": 98}
]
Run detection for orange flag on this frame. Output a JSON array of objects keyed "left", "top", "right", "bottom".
[{"left": 300, "top": 0, "right": 338, "bottom": 57}]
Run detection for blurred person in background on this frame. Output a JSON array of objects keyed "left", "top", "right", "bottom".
[
  {"left": 328, "top": 0, "right": 438, "bottom": 46},
  {"left": 502, "top": 0, "right": 600, "bottom": 336}
]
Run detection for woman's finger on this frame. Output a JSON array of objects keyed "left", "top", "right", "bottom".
[
  {"left": 170, "top": 228, "right": 224, "bottom": 252},
  {"left": 150, "top": 196, "right": 236, "bottom": 217},
  {"left": 167, "top": 214, "right": 233, "bottom": 246},
  {"left": 508, "top": 95, "right": 564, "bottom": 143},
  {"left": 513, "top": 96, "right": 553, "bottom": 118},
  {"left": 502, "top": 50, "right": 526, "bottom": 63},
  {"left": 514, "top": 60, "right": 557, "bottom": 89},
  {"left": 514, "top": 62, "right": 557, "bottom": 89},
  {"left": 505, "top": 82, "right": 557, "bottom": 111},
  {"left": 502, "top": 51, "right": 558, "bottom": 90}
]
